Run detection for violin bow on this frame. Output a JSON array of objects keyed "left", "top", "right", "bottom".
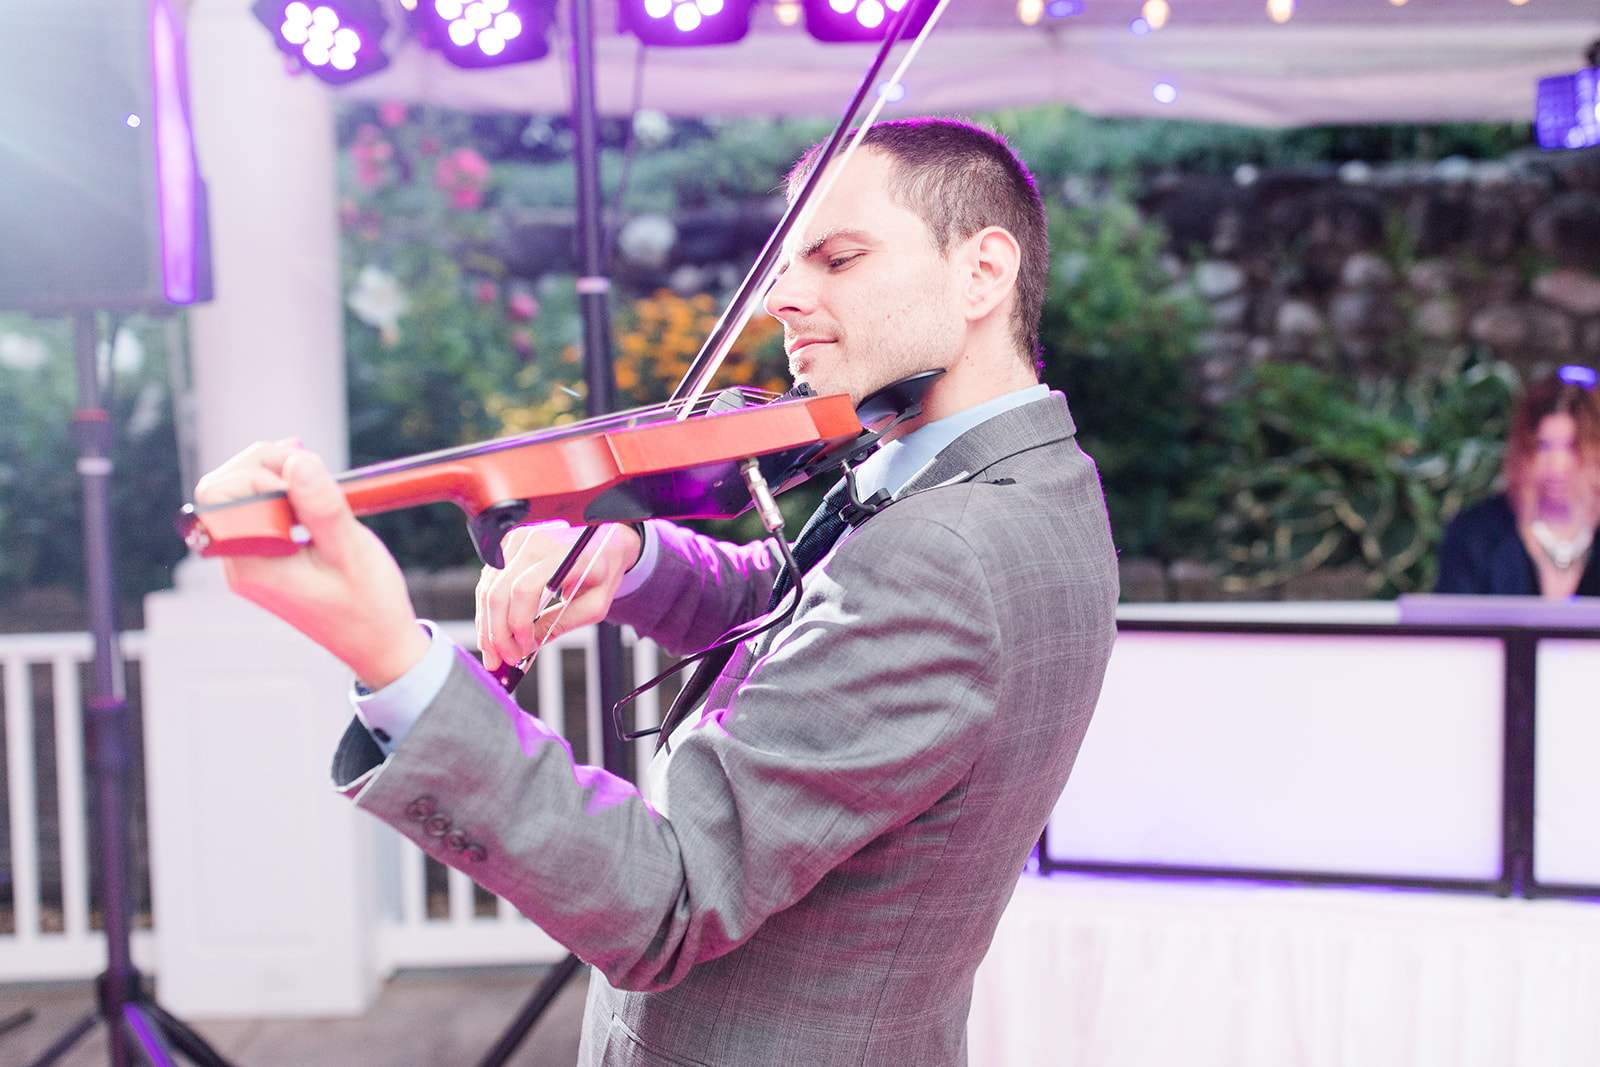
[
  {"left": 497, "top": 0, "right": 955, "bottom": 688},
  {"left": 668, "top": 0, "right": 956, "bottom": 417}
]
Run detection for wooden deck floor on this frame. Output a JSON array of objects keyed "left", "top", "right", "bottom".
[{"left": 0, "top": 963, "right": 587, "bottom": 1067}]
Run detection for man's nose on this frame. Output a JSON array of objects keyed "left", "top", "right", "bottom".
[{"left": 763, "top": 268, "right": 810, "bottom": 319}]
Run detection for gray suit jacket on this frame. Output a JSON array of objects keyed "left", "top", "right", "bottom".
[{"left": 334, "top": 391, "right": 1118, "bottom": 1066}]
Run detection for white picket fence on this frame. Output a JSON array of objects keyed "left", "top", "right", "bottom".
[{"left": 0, "top": 624, "right": 668, "bottom": 983}]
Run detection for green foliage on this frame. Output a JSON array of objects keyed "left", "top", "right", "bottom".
[
  {"left": 494, "top": 116, "right": 835, "bottom": 213},
  {"left": 339, "top": 108, "right": 561, "bottom": 566},
  {"left": 0, "top": 313, "right": 187, "bottom": 622},
  {"left": 1036, "top": 189, "right": 1212, "bottom": 560},
  {"left": 989, "top": 106, "right": 1534, "bottom": 181},
  {"left": 1174, "top": 360, "right": 1518, "bottom": 595}
]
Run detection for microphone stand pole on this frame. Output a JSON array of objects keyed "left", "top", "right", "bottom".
[{"left": 476, "top": 0, "right": 626, "bottom": 1059}]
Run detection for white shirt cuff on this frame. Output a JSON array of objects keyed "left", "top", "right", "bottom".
[
  {"left": 351, "top": 619, "right": 456, "bottom": 757},
  {"left": 613, "top": 520, "right": 660, "bottom": 600}
]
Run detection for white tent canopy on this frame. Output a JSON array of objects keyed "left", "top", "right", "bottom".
[{"left": 337, "top": 0, "right": 1600, "bottom": 126}]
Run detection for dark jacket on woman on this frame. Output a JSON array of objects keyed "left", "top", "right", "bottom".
[{"left": 1435, "top": 493, "right": 1600, "bottom": 596}]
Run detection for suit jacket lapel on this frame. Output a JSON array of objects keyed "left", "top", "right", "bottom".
[{"left": 894, "top": 392, "right": 1078, "bottom": 501}]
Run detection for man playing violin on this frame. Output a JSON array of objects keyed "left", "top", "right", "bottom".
[{"left": 196, "top": 117, "right": 1118, "bottom": 1066}]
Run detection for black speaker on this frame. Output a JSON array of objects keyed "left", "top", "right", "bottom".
[{"left": 0, "top": 0, "right": 212, "bottom": 313}]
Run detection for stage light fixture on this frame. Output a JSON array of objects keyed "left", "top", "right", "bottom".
[
  {"left": 403, "top": 0, "right": 556, "bottom": 66},
  {"left": 619, "top": 0, "right": 753, "bottom": 46},
  {"left": 1535, "top": 42, "right": 1600, "bottom": 151},
  {"left": 250, "top": 0, "right": 391, "bottom": 84},
  {"left": 800, "top": 0, "right": 935, "bottom": 44}
]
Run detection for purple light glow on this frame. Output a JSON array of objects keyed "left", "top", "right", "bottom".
[
  {"left": 253, "top": 0, "right": 392, "bottom": 84},
  {"left": 1559, "top": 364, "right": 1599, "bottom": 389},
  {"left": 800, "top": 0, "right": 932, "bottom": 43},
  {"left": 407, "top": 0, "right": 552, "bottom": 65},
  {"left": 150, "top": 0, "right": 198, "bottom": 304},
  {"left": 622, "top": 0, "right": 751, "bottom": 46},
  {"left": 1536, "top": 68, "right": 1600, "bottom": 151}
]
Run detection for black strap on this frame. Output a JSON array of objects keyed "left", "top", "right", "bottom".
[{"left": 655, "top": 478, "right": 856, "bottom": 750}]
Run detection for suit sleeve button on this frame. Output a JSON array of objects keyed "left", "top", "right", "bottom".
[
  {"left": 406, "top": 797, "right": 437, "bottom": 821},
  {"left": 443, "top": 829, "right": 468, "bottom": 851},
  {"left": 424, "top": 813, "right": 451, "bottom": 837},
  {"left": 464, "top": 844, "right": 487, "bottom": 863}
]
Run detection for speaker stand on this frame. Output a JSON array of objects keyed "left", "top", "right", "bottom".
[{"left": 28, "top": 313, "right": 234, "bottom": 1067}]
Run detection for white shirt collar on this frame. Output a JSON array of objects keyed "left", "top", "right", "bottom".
[{"left": 851, "top": 383, "right": 1049, "bottom": 500}]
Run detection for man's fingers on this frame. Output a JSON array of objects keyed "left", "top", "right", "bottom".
[
  {"left": 281, "top": 450, "right": 357, "bottom": 563},
  {"left": 193, "top": 438, "right": 301, "bottom": 505}
]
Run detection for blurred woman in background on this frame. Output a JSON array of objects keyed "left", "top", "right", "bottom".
[{"left": 1436, "top": 367, "right": 1600, "bottom": 598}]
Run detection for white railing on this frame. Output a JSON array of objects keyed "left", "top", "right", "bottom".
[
  {"left": 0, "top": 631, "right": 154, "bottom": 980},
  {"left": 0, "top": 624, "right": 667, "bottom": 983}
]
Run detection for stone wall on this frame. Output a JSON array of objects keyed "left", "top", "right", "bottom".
[{"left": 1143, "top": 147, "right": 1600, "bottom": 405}]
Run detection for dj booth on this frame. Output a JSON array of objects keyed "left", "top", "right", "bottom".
[{"left": 968, "top": 597, "right": 1600, "bottom": 1066}]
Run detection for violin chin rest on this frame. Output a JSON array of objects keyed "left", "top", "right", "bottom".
[
  {"left": 468, "top": 500, "right": 533, "bottom": 570},
  {"left": 854, "top": 369, "right": 945, "bottom": 432}
]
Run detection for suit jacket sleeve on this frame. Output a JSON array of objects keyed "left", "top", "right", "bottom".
[
  {"left": 608, "top": 519, "right": 781, "bottom": 656},
  {"left": 334, "top": 507, "right": 1007, "bottom": 994}
]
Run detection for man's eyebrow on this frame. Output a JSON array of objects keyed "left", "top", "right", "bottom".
[{"left": 796, "top": 227, "right": 875, "bottom": 260}]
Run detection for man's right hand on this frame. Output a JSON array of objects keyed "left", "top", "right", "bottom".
[{"left": 475, "top": 521, "right": 643, "bottom": 672}]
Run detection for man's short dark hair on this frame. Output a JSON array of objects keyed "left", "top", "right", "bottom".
[{"left": 787, "top": 117, "right": 1049, "bottom": 368}]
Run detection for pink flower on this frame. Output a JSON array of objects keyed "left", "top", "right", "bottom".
[
  {"left": 379, "top": 100, "right": 408, "bottom": 127},
  {"left": 512, "top": 327, "right": 535, "bottom": 357},
  {"left": 477, "top": 280, "right": 499, "bottom": 305},
  {"left": 434, "top": 147, "right": 491, "bottom": 210},
  {"left": 508, "top": 291, "right": 539, "bottom": 321},
  {"left": 350, "top": 125, "right": 393, "bottom": 190}
]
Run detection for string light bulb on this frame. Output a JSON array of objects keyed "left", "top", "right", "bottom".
[
  {"left": 1017, "top": 0, "right": 1042, "bottom": 25},
  {"left": 1267, "top": 0, "right": 1294, "bottom": 23},
  {"left": 1142, "top": 0, "right": 1168, "bottom": 30}
]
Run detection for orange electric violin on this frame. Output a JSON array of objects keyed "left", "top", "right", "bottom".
[{"left": 180, "top": 0, "right": 952, "bottom": 571}]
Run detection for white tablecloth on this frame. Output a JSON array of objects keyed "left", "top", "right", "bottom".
[{"left": 970, "top": 874, "right": 1600, "bottom": 1067}]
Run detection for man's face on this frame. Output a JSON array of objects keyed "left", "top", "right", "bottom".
[{"left": 763, "top": 150, "right": 965, "bottom": 405}]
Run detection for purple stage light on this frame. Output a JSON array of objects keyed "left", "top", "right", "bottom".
[
  {"left": 151, "top": 0, "right": 206, "bottom": 304},
  {"left": 800, "top": 0, "right": 935, "bottom": 44},
  {"left": 1045, "top": 0, "right": 1083, "bottom": 16},
  {"left": 251, "top": 0, "right": 391, "bottom": 84},
  {"left": 1559, "top": 364, "right": 1599, "bottom": 389},
  {"left": 1536, "top": 67, "right": 1600, "bottom": 151},
  {"left": 620, "top": 0, "right": 753, "bottom": 46},
  {"left": 403, "top": 0, "right": 554, "bottom": 67}
]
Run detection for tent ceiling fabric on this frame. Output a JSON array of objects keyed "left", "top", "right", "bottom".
[{"left": 337, "top": 0, "right": 1600, "bottom": 125}]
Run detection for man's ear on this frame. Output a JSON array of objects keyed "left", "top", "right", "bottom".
[{"left": 960, "top": 226, "right": 1021, "bottom": 323}]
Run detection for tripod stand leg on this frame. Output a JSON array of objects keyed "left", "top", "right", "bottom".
[
  {"left": 27, "top": 1011, "right": 97, "bottom": 1067},
  {"left": 0, "top": 1008, "right": 36, "bottom": 1037},
  {"left": 123, "top": 1003, "right": 179, "bottom": 1067},
  {"left": 475, "top": 952, "right": 584, "bottom": 1067},
  {"left": 140, "top": 998, "right": 234, "bottom": 1067}
]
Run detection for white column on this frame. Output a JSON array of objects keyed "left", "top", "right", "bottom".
[{"left": 141, "top": 0, "right": 380, "bottom": 1016}]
